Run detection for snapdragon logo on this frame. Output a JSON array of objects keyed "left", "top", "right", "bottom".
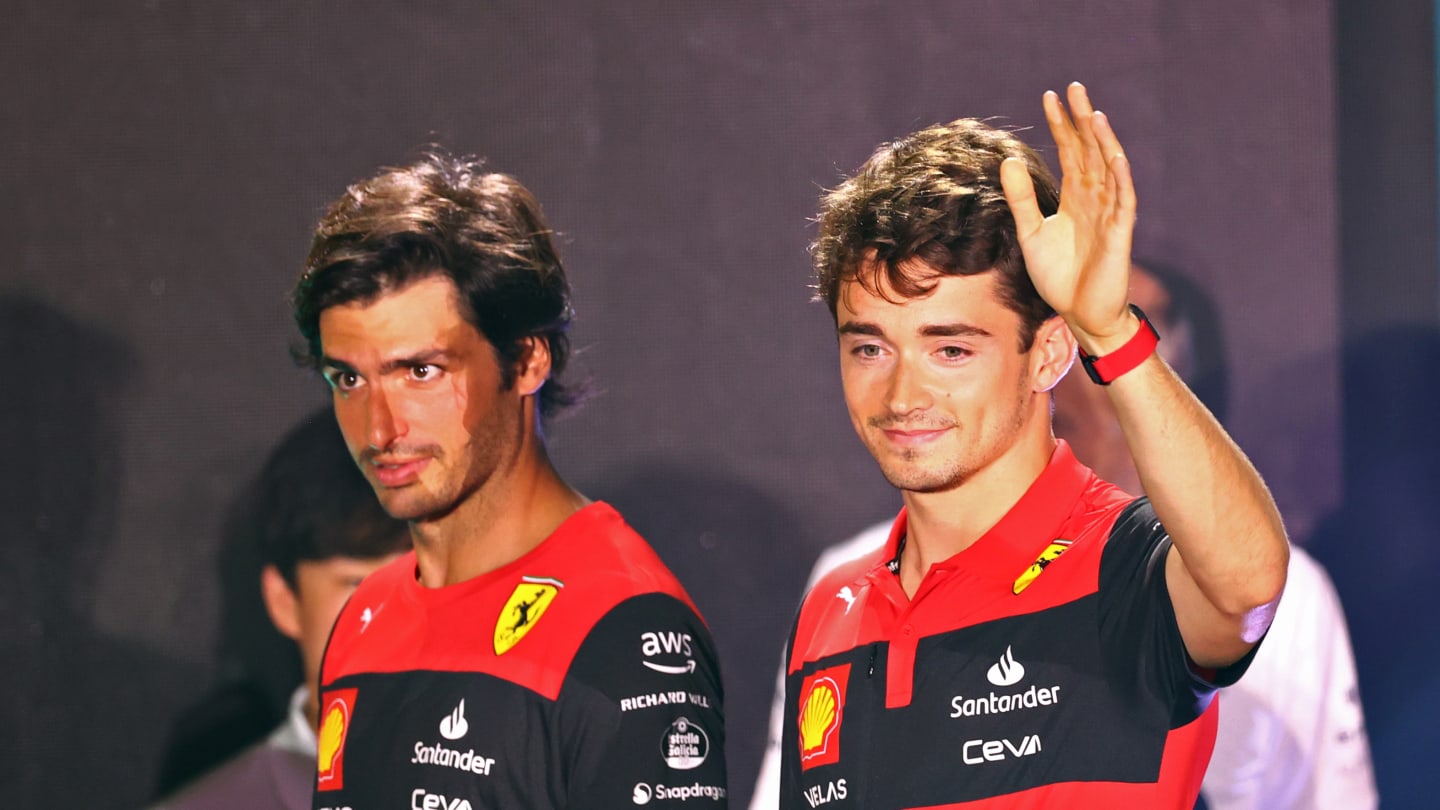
[{"left": 632, "top": 781, "right": 727, "bottom": 803}]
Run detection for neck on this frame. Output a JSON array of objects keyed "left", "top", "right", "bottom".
[
  {"left": 410, "top": 432, "right": 587, "bottom": 588},
  {"left": 303, "top": 686, "right": 318, "bottom": 733},
  {"left": 897, "top": 425, "right": 1055, "bottom": 597}
]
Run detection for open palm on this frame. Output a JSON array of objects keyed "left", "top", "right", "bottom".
[{"left": 1000, "top": 83, "right": 1138, "bottom": 348}]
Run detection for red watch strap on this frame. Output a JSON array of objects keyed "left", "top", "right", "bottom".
[{"left": 1079, "top": 304, "right": 1160, "bottom": 385}]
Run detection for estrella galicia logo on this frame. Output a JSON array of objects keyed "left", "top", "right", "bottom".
[
  {"left": 987, "top": 646, "right": 1025, "bottom": 687},
  {"left": 660, "top": 717, "right": 710, "bottom": 769}
]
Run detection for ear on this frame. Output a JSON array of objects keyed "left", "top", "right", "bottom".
[
  {"left": 1031, "top": 316, "right": 1078, "bottom": 393},
  {"left": 261, "top": 564, "right": 302, "bottom": 642},
  {"left": 514, "top": 336, "right": 553, "bottom": 398}
]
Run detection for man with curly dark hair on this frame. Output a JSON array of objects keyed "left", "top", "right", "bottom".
[{"left": 779, "top": 85, "right": 1289, "bottom": 808}]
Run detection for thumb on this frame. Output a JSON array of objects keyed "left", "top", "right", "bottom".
[{"left": 1000, "top": 157, "right": 1045, "bottom": 240}]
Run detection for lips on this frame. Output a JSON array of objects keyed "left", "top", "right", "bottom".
[
  {"left": 881, "top": 428, "right": 950, "bottom": 448},
  {"left": 369, "top": 457, "right": 430, "bottom": 487}
]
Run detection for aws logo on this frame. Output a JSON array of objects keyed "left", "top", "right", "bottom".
[
  {"left": 316, "top": 688, "right": 358, "bottom": 791},
  {"left": 641, "top": 631, "right": 696, "bottom": 675},
  {"left": 797, "top": 663, "right": 851, "bottom": 770},
  {"left": 494, "top": 576, "right": 564, "bottom": 655}
]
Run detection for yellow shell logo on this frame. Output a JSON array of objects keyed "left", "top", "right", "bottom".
[
  {"left": 317, "top": 702, "right": 347, "bottom": 774},
  {"left": 800, "top": 678, "right": 840, "bottom": 756},
  {"left": 494, "top": 576, "right": 564, "bottom": 655}
]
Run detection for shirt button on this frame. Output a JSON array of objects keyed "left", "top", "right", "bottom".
[{"left": 901, "top": 624, "right": 915, "bottom": 637}]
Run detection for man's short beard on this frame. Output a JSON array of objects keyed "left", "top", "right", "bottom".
[{"left": 875, "top": 452, "right": 971, "bottom": 494}]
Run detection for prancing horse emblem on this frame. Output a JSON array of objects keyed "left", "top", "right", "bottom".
[{"left": 494, "top": 576, "right": 564, "bottom": 655}]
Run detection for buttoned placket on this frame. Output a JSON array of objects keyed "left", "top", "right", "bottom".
[{"left": 866, "top": 562, "right": 966, "bottom": 709}]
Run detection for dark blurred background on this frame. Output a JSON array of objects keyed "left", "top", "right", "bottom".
[{"left": 2, "top": 1, "right": 1434, "bottom": 806}]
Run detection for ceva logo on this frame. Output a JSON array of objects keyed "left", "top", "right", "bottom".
[
  {"left": 962, "top": 734, "right": 1042, "bottom": 765},
  {"left": 411, "top": 790, "right": 473, "bottom": 810},
  {"left": 987, "top": 646, "right": 1025, "bottom": 687}
]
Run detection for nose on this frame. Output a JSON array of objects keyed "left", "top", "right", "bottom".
[
  {"left": 365, "top": 385, "right": 404, "bottom": 450},
  {"left": 885, "top": 357, "right": 933, "bottom": 417}
]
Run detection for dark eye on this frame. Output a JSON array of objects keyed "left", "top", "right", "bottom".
[
  {"left": 325, "top": 370, "right": 362, "bottom": 392},
  {"left": 411, "top": 364, "right": 437, "bottom": 380}
]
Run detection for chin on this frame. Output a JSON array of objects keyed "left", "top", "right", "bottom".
[
  {"left": 374, "top": 493, "right": 433, "bottom": 522},
  {"left": 876, "top": 463, "right": 966, "bottom": 494},
  {"left": 388, "top": 492, "right": 466, "bottom": 524}
]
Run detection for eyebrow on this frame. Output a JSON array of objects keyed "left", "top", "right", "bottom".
[
  {"left": 919, "top": 323, "right": 992, "bottom": 338},
  {"left": 837, "top": 321, "right": 885, "bottom": 337},
  {"left": 837, "top": 321, "right": 993, "bottom": 339},
  {"left": 318, "top": 355, "right": 355, "bottom": 374},
  {"left": 320, "top": 349, "right": 454, "bottom": 375}
]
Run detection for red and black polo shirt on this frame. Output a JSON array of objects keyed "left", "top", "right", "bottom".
[
  {"left": 314, "top": 502, "right": 728, "bottom": 810},
  {"left": 781, "top": 442, "right": 1254, "bottom": 809}
]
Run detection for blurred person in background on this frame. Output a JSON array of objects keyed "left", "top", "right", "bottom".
[{"left": 152, "top": 410, "right": 409, "bottom": 810}]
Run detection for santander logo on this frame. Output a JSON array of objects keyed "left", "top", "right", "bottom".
[
  {"left": 987, "top": 646, "right": 1025, "bottom": 687},
  {"left": 439, "top": 700, "right": 469, "bottom": 740}
]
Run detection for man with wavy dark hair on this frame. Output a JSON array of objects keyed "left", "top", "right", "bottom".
[
  {"left": 291, "top": 153, "right": 726, "bottom": 809},
  {"left": 780, "top": 85, "right": 1289, "bottom": 808},
  {"left": 293, "top": 157, "right": 580, "bottom": 423}
]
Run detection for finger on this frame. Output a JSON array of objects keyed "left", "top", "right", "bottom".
[
  {"left": 1066, "top": 82, "right": 1104, "bottom": 175},
  {"left": 1043, "top": 90, "right": 1085, "bottom": 177},
  {"left": 1000, "top": 156, "right": 1045, "bottom": 239},
  {"left": 1092, "top": 111, "right": 1137, "bottom": 220},
  {"left": 1091, "top": 110, "right": 1128, "bottom": 168},
  {"left": 1110, "top": 151, "right": 1137, "bottom": 223}
]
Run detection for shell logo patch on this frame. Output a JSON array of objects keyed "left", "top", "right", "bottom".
[
  {"left": 494, "top": 576, "right": 564, "bottom": 655},
  {"left": 798, "top": 663, "right": 851, "bottom": 770},
  {"left": 1013, "top": 538, "right": 1074, "bottom": 595},
  {"left": 316, "top": 687, "right": 357, "bottom": 791}
]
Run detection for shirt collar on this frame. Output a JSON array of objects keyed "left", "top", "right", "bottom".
[
  {"left": 268, "top": 685, "right": 317, "bottom": 757},
  {"left": 879, "top": 440, "right": 1094, "bottom": 584}
]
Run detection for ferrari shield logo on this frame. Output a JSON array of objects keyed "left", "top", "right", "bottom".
[
  {"left": 494, "top": 576, "right": 564, "bottom": 655},
  {"left": 1012, "top": 539, "right": 1073, "bottom": 595}
]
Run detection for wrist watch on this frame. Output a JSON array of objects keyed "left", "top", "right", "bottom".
[{"left": 1078, "top": 304, "right": 1160, "bottom": 385}]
